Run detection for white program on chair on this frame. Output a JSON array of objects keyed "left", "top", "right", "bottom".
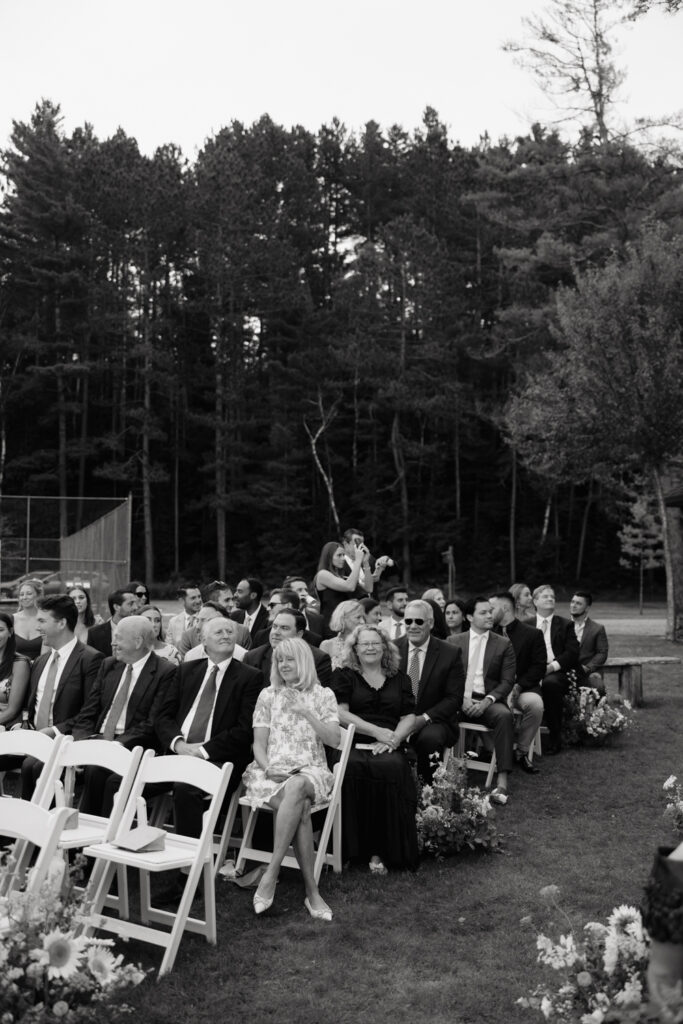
[
  {"left": 0, "top": 801, "right": 75, "bottom": 902},
  {"left": 83, "top": 752, "right": 233, "bottom": 978},
  {"left": 457, "top": 721, "right": 497, "bottom": 788},
  {"left": 235, "top": 723, "right": 355, "bottom": 884}
]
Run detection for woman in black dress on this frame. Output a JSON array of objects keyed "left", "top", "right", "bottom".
[
  {"left": 314, "top": 540, "right": 369, "bottom": 633},
  {"left": 330, "top": 624, "right": 418, "bottom": 873}
]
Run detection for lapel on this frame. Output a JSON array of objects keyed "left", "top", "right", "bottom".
[
  {"left": 417, "top": 638, "right": 439, "bottom": 702},
  {"left": 459, "top": 633, "right": 471, "bottom": 674},
  {"left": 96, "top": 661, "right": 125, "bottom": 728},
  {"left": 28, "top": 652, "right": 51, "bottom": 713},
  {"left": 482, "top": 631, "right": 497, "bottom": 673},
  {"left": 211, "top": 660, "right": 241, "bottom": 731},
  {"left": 54, "top": 641, "right": 84, "bottom": 702},
  {"left": 182, "top": 659, "right": 209, "bottom": 718},
  {"left": 125, "top": 653, "right": 157, "bottom": 725}
]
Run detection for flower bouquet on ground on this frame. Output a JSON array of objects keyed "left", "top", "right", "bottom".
[
  {"left": 563, "top": 674, "right": 633, "bottom": 747},
  {"left": 518, "top": 886, "right": 657, "bottom": 1023},
  {"left": 662, "top": 777, "right": 683, "bottom": 838},
  {"left": 415, "top": 753, "right": 500, "bottom": 858},
  {"left": 0, "top": 854, "right": 146, "bottom": 1023}
]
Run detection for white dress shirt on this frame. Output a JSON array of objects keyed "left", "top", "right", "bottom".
[
  {"left": 101, "top": 650, "right": 153, "bottom": 737},
  {"left": 465, "top": 629, "right": 489, "bottom": 701},
  {"left": 175, "top": 656, "right": 232, "bottom": 757},
  {"left": 184, "top": 642, "right": 246, "bottom": 663},
  {"left": 36, "top": 635, "right": 79, "bottom": 727}
]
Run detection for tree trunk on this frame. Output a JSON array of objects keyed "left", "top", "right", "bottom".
[
  {"left": 576, "top": 477, "right": 593, "bottom": 581},
  {"left": 653, "top": 466, "right": 683, "bottom": 642},
  {"left": 454, "top": 417, "right": 461, "bottom": 520},
  {"left": 390, "top": 413, "right": 411, "bottom": 586},
  {"left": 540, "top": 494, "right": 552, "bottom": 545},
  {"left": 56, "top": 367, "right": 68, "bottom": 537},
  {"left": 141, "top": 346, "right": 154, "bottom": 582},
  {"left": 509, "top": 448, "right": 517, "bottom": 581}
]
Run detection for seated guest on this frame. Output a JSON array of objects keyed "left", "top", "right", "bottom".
[
  {"left": 7, "top": 595, "right": 103, "bottom": 799},
  {"left": 314, "top": 541, "right": 371, "bottom": 633},
  {"left": 330, "top": 624, "right": 418, "bottom": 873},
  {"left": 379, "top": 586, "right": 409, "bottom": 641},
  {"left": 243, "top": 638, "right": 340, "bottom": 919},
  {"left": 360, "top": 597, "right": 382, "bottom": 626},
  {"left": 166, "top": 585, "right": 203, "bottom": 648},
  {"left": 244, "top": 610, "right": 332, "bottom": 687},
  {"left": 421, "top": 588, "right": 446, "bottom": 611},
  {"left": 230, "top": 578, "right": 269, "bottom": 638},
  {"left": 531, "top": 584, "right": 580, "bottom": 754},
  {"left": 253, "top": 591, "right": 321, "bottom": 648},
  {"left": 510, "top": 582, "right": 535, "bottom": 621},
  {"left": 570, "top": 591, "right": 609, "bottom": 688},
  {"left": 0, "top": 611, "right": 31, "bottom": 728},
  {"left": 87, "top": 587, "right": 140, "bottom": 657},
  {"left": 282, "top": 576, "right": 325, "bottom": 636},
  {"left": 444, "top": 599, "right": 467, "bottom": 637},
  {"left": 396, "top": 600, "right": 464, "bottom": 781},
  {"left": 489, "top": 592, "right": 546, "bottom": 775},
  {"left": 75, "top": 616, "right": 175, "bottom": 813},
  {"left": 13, "top": 578, "right": 45, "bottom": 659},
  {"left": 178, "top": 602, "right": 250, "bottom": 659},
  {"left": 141, "top": 605, "right": 181, "bottom": 664},
  {"left": 320, "top": 600, "right": 366, "bottom": 669},
  {"left": 203, "top": 580, "right": 235, "bottom": 614},
  {"left": 449, "top": 597, "right": 516, "bottom": 804},
  {"left": 154, "top": 617, "right": 264, "bottom": 838},
  {"left": 129, "top": 580, "right": 150, "bottom": 607},
  {"left": 68, "top": 586, "right": 104, "bottom": 644}
]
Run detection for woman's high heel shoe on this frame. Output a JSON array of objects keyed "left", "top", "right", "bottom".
[
  {"left": 304, "top": 897, "right": 333, "bottom": 922},
  {"left": 253, "top": 883, "right": 276, "bottom": 915}
]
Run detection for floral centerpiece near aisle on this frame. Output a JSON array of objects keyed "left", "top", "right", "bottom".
[
  {"left": 415, "top": 753, "right": 500, "bottom": 858},
  {"left": 0, "top": 856, "right": 146, "bottom": 1023},
  {"left": 662, "top": 775, "right": 683, "bottom": 837},
  {"left": 563, "top": 675, "right": 633, "bottom": 747}
]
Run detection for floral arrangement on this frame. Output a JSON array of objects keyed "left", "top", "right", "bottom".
[
  {"left": 662, "top": 776, "right": 683, "bottom": 837},
  {"left": 415, "top": 753, "right": 500, "bottom": 858},
  {"left": 0, "top": 855, "right": 146, "bottom": 1023},
  {"left": 563, "top": 677, "right": 633, "bottom": 747},
  {"left": 518, "top": 885, "right": 653, "bottom": 1023}
]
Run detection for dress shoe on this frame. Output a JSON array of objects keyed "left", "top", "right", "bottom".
[
  {"left": 304, "top": 897, "right": 333, "bottom": 922},
  {"left": 253, "top": 882, "right": 276, "bottom": 915},
  {"left": 369, "top": 857, "right": 388, "bottom": 875},
  {"left": 514, "top": 750, "right": 540, "bottom": 774},
  {"left": 489, "top": 787, "right": 509, "bottom": 806}
]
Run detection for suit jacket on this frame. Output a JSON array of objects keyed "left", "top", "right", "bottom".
[
  {"left": 497, "top": 619, "right": 546, "bottom": 694},
  {"left": 243, "top": 642, "right": 332, "bottom": 689},
  {"left": 447, "top": 631, "right": 515, "bottom": 703},
  {"left": 177, "top": 620, "right": 251, "bottom": 657},
  {"left": 304, "top": 608, "right": 325, "bottom": 638},
  {"left": 87, "top": 620, "right": 114, "bottom": 658},
  {"left": 27, "top": 640, "right": 104, "bottom": 732},
  {"left": 230, "top": 605, "right": 269, "bottom": 638},
  {"left": 577, "top": 617, "right": 609, "bottom": 674},
  {"left": 72, "top": 651, "right": 176, "bottom": 749},
  {"left": 380, "top": 617, "right": 406, "bottom": 641},
  {"left": 252, "top": 625, "right": 322, "bottom": 650},
  {"left": 396, "top": 636, "right": 464, "bottom": 732},
  {"left": 166, "top": 611, "right": 195, "bottom": 649},
  {"left": 154, "top": 657, "right": 264, "bottom": 766},
  {"left": 526, "top": 614, "right": 580, "bottom": 673}
]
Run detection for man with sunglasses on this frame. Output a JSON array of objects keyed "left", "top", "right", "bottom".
[{"left": 396, "top": 599, "right": 464, "bottom": 781}]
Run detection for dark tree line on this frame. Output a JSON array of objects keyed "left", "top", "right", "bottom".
[{"left": 1, "top": 99, "right": 681, "bottom": 591}]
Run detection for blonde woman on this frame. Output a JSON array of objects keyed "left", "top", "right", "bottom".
[
  {"left": 242, "top": 638, "right": 340, "bottom": 920},
  {"left": 510, "top": 582, "right": 535, "bottom": 621},
  {"left": 13, "top": 578, "right": 45, "bottom": 659},
  {"left": 319, "top": 599, "right": 366, "bottom": 669},
  {"left": 140, "top": 606, "right": 181, "bottom": 664},
  {"left": 421, "top": 588, "right": 446, "bottom": 611}
]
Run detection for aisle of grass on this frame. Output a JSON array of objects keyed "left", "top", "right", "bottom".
[{"left": 126, "top": 632, "right": 683, "bottom": 1024}]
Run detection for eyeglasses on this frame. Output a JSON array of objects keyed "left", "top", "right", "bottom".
[
  {"left": 404, "top": 618, "right": 425, "bottom": 626},
  {"left": 357, "top": 642, "right": 382, "bottom": 648},
  {"left": 135, "top": 591, "right": 147, "bottom": 597}
]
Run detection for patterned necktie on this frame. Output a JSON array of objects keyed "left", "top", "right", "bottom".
[
  {"left": 541, "top": 619, "right": 549, "bottom": 634},
  {"left": 408, "top": 649, "right": 421, "bottom": 700},
  {"left": 102, "top": 665, "right": 134, "bottom": 741},
  {"left": 187, "top": 664, "right": 219, "bottom": 743},
  {"left": 393, "top": 620, "right": 401, "bottom": 641},
  {"left": 35, "top": 650, "right": 60, "bottom": 730}
]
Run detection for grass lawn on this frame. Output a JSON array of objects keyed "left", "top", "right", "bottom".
[{"left": 119, "top": 629, "right": 683, "bottom": 1024}]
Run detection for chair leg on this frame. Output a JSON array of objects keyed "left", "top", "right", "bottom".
[
  {"left": 203, "top": 860, "right": 216, "bottom": 944},
  {"left": 485, "top": 753, "right": 497, "bottom": 789},
  {"left": 214, "top": 788, "right": 241, "bottom": 877},
  {"left": 157, "top": 856, "right": 211, "bottom": 977},
  {"left": 234, "top": 807, "right": 258, "bottom": 876}
]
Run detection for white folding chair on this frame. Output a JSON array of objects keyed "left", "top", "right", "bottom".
[
  {"left": 0, "top": 730, "right": 70, "bottom": 807},
  {"left": 511, "top": 709, "right": 543, "bottom": 762},
  {"left": 83, "top": 752, "right": 233, "bottom": 977},
  {"left": 457, "top": 721, "right": 497, "bottom": 788},
  {"left": 234, "top": 724, "right": 355, "bottom": 883},
  {"left": 0, "top": 801, "right": 74, "bottom": 902}
]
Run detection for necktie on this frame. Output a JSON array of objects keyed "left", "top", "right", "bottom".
[
  {"left": 541, "top": 619, "right": 549, "bottom": 634},
  {"left": 408, "top": 649, "right": 421, "bottom": 700},
  {"left": 35, "top": 651, "right": 60, "bottom": 729},
  {"left": 187, "top": 664, "right": 219, "bottom": 744},
  {"left": 502, "top": 625, "right": 508, "bottom": 639},
  {"left": 102, "top": 665, "right": 134, "bottom": 741},
  {"left": 393, "top": 621, "right": 401, "bottom": 641}
]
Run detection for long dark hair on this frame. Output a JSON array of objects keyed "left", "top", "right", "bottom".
[
  {"left": 0, "top": 612, "right": 17, "bottom": 680},
  {"left": 69, "top": 586, "right": 96, "bottom": 627},
  {"left": 317, "top": 541, "right": 344, "bottom": 576},
  {"left": 425, "top": 599, "right": 448, "bottom": 640}
]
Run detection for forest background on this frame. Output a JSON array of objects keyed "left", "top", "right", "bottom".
[{"left": 1, "top": 0, "right": 682, "bottom": 597}]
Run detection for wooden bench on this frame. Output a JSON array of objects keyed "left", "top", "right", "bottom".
[{"left": 601, "top": 656, "right": 681, "bottom": 707}]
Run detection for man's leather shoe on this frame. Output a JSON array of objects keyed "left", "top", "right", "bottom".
[{"left": 514, "top": 750, "right": 540, "bottom": 774}]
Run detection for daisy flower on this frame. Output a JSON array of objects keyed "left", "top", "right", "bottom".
[{"left": 41, "top": 930, "right": 86, "bottom": 980}]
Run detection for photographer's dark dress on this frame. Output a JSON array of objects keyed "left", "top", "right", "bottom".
[{"left": 330, "top": 667, "right": 419, "bottom": 871}]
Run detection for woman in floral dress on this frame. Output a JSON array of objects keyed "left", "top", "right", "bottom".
[{"left": 242, "top": 637, "right": 340, "bottom": 920}]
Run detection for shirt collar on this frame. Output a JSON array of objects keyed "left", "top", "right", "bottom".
[
  {"left": 409, "top": 638, "right": 430, "bottom": 654},
  {"left": 49, "top": 634, "right": 79, "bottom": 661}
]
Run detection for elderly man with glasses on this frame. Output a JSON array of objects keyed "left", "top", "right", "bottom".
[{"left": 395, "top": 599, "right": 464, "bottom": 782}]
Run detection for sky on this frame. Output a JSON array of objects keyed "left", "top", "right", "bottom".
[{"left": 0, "top": 0, "right": 680, "bottom": 159}]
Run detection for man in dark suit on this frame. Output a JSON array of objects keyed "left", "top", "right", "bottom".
[
  {"left": 396, "top": 599, "right": 464, "bottom": 782},
  {"left": 154, "top": 616, "right": 264, "bottom": 837},
  {"left": 253, "top": 590, "right": 322, "bottom": 649},
  {"left": 244, "top": 609, "right": 332, "bottom": 688},
  {"left": 282, "top": 576, "right": 325, "bottom": 638},
  {"left": 570, "top": 591, "right": 609, "bottom": 688},
  {"left": 530, "top": 584, "right": 580, "bottom": 753},
  {"left": 490, "top": 591, "right": 546, "bottom": 775},
  {"left": 230, "top": 577, "right": 269, "bottom": 639},
  {"left": 449, "top": 596, "right": 516, "bottom": 802},
  {"left": 0, "top": 594, "right": 104, "bottom": 799},
  {"left": 73, "top": 615, "right": 177, "bottom": 814},
  {"left": 86, "top": 587, "right": 140, "bottom": 657}
]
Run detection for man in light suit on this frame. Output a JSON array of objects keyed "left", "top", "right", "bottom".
[
  {"left": 396, "top": 599, "right": 464, "bottom": 781},
  {"left": 166, "top": 584, "right": 203, "bottom": 649},
  {"left": 154, "top": 617, "right": 264, "bottom": 837},
  {"left": 380, "top": 586, "right": 409, "bottom": 642},
  {"left": 530, "top": 584, "right": 580, "bottom": 753},
  {"left": 449, "top": 596, "right": 516, "bottom": 802},
  {"left": 0, "top": 594, "right": 103, "bottom": 799},
  {"left": 73, "top": 616, "right": 177, "bottom": 814},
  {"left": 570, "top": 591, "right": 609, "bottom": 689},
  {"left": 87, "top": 587, "right": 140, "bottom": 658}
]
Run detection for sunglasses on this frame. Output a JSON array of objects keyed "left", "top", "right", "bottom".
[
  {"left": 403, "top": 617, "right": 425, "bottom": 626},
  {"left": 135, "top": 591, "right": 148, "bottom": 597}
]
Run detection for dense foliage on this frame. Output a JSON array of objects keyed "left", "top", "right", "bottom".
[{"left": 1, "top": 101, "right": 682, "bottom": 589}]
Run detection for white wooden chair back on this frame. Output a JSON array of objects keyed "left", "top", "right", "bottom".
[
  {"left": 0, "top": 730, "right": 70, "bottom": 807},
  {"left": 0, "top": 802, "right": 74, "bottom": 898}
]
